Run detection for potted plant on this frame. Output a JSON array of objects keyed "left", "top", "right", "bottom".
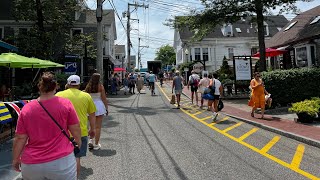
[{"left": 289, "top": 97, "right": 320, "bottom": 123}]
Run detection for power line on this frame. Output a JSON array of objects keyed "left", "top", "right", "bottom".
[{"left": 108, "top": 0, "right": 127, "bottom": 31}]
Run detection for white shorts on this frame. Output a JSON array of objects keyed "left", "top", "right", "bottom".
[
  {"left": 21, "top": 152, "right": 76, "bottom": 180},
  {"left": 94, "top": 99, "right": 107, "bottom": 116}
]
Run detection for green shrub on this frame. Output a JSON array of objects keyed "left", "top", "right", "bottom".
[
  {"left": 289, "top": 97, "right": 320, "bottom": 116},
  {"left": 262, "top": 68, "right": 320, "bottom": 106}
]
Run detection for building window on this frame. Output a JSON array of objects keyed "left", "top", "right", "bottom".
[
  {"left": 116, "top": 55, "right": 120, "bottom": 60},
  {"left": 202, "top": 48, "right": 208, "bottom": 61},
  {"left": 70, "top": 28, "right": 83, "bottom": 37},
  {"left": 0, "top": 27, "right": 3, "bottom": 39},
  {"left": 310, "top": 16, "right": 320, "bottom": 25},
  {"left": 228, "top": 48, "right": 234, "bottom": 60},
  {"left": 195, "top": 48, "right": 201, "bottom": 61},
  {"left": 295, "top": 46, "right": 308, "bottom": 67},
  {"left": 284, "top": 21, "right": 297, "bottom": 31},
  {"left": 264, "top": 25, "right": 269, "bottom": 36}
]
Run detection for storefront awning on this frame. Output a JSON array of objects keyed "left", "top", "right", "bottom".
[{"left": 0, "top": 40, "right": 18, "bottom": 52}]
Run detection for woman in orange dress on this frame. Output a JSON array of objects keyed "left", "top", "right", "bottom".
[{"left": 249, "top": 72, "right": 269, "bottom": 119}]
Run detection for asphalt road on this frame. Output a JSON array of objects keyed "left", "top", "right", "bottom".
[
  {"left": 1, "top": 83, "right": 319, "bottom": 180},
  {"left": 78, "top": 84, "right": 320, "bottom": 180}
]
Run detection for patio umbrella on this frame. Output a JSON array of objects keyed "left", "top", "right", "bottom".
[
  {"left": 252, "top": 48, "right": 287, "bottom": 57},
  {"left": 0, "top": 56, "right": 11, "bottom": 64},
  {"left": 21, "top": 58, "right": 64, "bottom": 68},
  {"left": 114, "top": 67, "right": 126, "bottom": 72},
  {"left": 0, "top": 53, "right": 40, "bottom": 68}
]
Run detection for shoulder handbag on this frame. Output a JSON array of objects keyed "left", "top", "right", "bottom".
[
  {"left": 37, "top": 100, "right": 80, "bottom": 155},
  {"left": 209, "top": 79, "right": 216, "bottom": 95}
]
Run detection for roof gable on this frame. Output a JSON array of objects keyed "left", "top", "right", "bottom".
[
  {"left": 178, "top": 15, "right": 288, "bottom": 41},
  {"left": 267, "top": 5, "right": 320, "bottom": 48}
]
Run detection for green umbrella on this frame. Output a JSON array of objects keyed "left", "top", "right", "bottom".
[
  {"left": 20, "top": 58, "right": 64, "bottom": 68},
  {"left": 0, "top": 53, "right": 40, "bottom": 68},
  {"left": 0, "top": 56, "right": 11, "bottom": 64}
]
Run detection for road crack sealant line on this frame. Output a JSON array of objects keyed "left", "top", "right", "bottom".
[{"left": 158, "top": 83, "right": 320, "bottom": 180}]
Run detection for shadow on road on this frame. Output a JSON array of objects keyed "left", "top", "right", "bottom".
[
  {"left": 80, "top": 166, "right": 93, "bottom": 179},
  {"left": 91, "top": 149, "right": 117, "bottom": 157},
  {"left": 103, "top": 120, "right": 120, "bottom": 128}
]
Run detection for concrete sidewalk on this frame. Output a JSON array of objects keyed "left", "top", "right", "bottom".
[{"left": 166, "top": 81, "right": 320, "bottom": 148}]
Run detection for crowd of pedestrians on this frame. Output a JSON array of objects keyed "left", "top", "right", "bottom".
[
  {"left": 13, "top": 71, "right": 109, "bottom": 179},
  {"left": 172, "top": 70, "right": 223, "bottom": 121}
]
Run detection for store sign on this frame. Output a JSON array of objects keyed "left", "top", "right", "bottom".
[
  {"left": 235, "top": 60, "right": 251, "bottom": 80},
  {"left": 65, "top": 62, "right": 77, "bottom": 75}
]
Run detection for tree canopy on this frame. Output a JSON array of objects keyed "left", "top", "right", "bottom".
[
  {"left": 12, "top": 0, "right": 81, "bottom": 60},
  {"left": 173, "top": 0, "right": 312, "bottom": 71},
  {"left": 155, "top": 45, "right": 176, "bottom": 66}
]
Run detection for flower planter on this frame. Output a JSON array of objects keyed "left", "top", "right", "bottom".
[{"left": 296, "top": 112, "right": 315, "bottom": 123}]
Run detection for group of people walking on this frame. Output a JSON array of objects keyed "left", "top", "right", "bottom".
[
  {"left": 13, "top": 72, "right": 108, "bottom": 179},
  {"left": 172, "top": 70, "right": 271, "bottom": 121},
  {"left": 172, "top": 70, "right": 223, "bottom": 121},
  {"left": 122, "top": 71, "right": 157, "bottom": 95}
]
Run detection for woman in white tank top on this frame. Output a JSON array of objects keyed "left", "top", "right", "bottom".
[{"left": 84, "top": 73, "right": 108, "bottom": 150}]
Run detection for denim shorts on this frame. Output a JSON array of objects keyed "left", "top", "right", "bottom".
[{"left": 75, "top": 136, "right": 88, "bottom": 158}]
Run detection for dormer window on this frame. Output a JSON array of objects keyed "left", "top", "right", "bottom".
[
  {"left": 223, "top": 24, "right": 233, "bottom": 37},
  {"left": 284, "top": 21, "right": 297, "bottom": 31}
]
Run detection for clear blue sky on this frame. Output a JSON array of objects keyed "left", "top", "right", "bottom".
[{"left": 86, "top": 0, "right": 320, "bottom": 68}]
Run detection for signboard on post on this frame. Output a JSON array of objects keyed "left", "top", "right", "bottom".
[
  {"left": 65, "top": 62, "right": 77, "bottom": 75},
  {"left": 233, "top": 56, "right": 253, "bottom": 95},
  {"left": 235, "top": 59, "right": 251, "bottom": 80}
]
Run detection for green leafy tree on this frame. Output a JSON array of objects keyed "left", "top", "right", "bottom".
[
  {"left": 155, "top": 45, "right": 176, "bottom": 66},
  {"left": 12, "top": 0, "right": 78, "bottom": 59},
  {"left": 218, "top": 56, "right": 232, "bottom": 75},
  {"left": 173, "top": 0, "right": 312, "bottom": 72},
  {"left": 65, "top": 33, "right": 97, "bottom": 60}
]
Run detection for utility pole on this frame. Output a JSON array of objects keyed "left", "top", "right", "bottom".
[
  {"left": 126, "top": 2, "right": 148, "bottom": 73},
  {"left": 96, "top": 0, "right": 104, "bottom": 83},
  {"left": 138, "top": 37, "right": 148, "bottom": 70},
  {"left": 126, "top": 3, "right": 131, "bottom": 73}
]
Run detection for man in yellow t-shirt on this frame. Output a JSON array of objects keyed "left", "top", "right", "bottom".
[{"left": 56, "top": 75, "right": 96, "bottom": 177}]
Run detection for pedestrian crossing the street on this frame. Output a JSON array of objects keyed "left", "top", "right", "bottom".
[{"left": 158, "top": 83, "right": 320, "bottom": 180}]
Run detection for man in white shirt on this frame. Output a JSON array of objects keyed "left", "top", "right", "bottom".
[
  {"left": 210, "top": 72, "right": 223, "bottom": 121},
  {"left": 187, "top": 70, "right": 200, "bottom": 105}
]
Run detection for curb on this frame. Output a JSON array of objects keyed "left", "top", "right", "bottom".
[{"left": 178, "top": 89, "right": 320, "bottom": 149}]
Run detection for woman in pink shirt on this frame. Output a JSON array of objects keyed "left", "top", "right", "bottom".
[{"left": 13, "top": 72, "right": 81, "bottom": 180}]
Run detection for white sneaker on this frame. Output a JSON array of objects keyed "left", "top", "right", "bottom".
[
  {"left": 88, "top": 138, "right": 94, "bottom": 149},
  {"left": 212, "top": 113, "right": 218, "bottom": 122},
  {"left": 93, "top": 144, "right": 101, "bottom": 150}
]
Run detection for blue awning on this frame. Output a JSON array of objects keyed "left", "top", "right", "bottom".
[{"left": 0, "top": 40, "right": 18, "bottom": 52}]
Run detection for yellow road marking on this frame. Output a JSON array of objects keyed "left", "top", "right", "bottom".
[
  {"left": 291, "top": 144, "right": 305, "bottom": 170},
  {"left": 260, "top": 136, "right": 281, "bottom": 153},
  {"left": 157, "top": 84, "right": 320, "bottom": 180},
  {"left": 238, "top": 128, "right": 259, "bottom": 141},
  {"left": 200, "top": 116, "right": 212, "bottom": 121},
  {"left": 222, "top": 122, "right": 243, "bottom": 133},
  {"left": 210, "top": 116, "right": 229, "bottom": 125},
  {"left": 192, "top": 110, "right": 207, "bottom": 116}
]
